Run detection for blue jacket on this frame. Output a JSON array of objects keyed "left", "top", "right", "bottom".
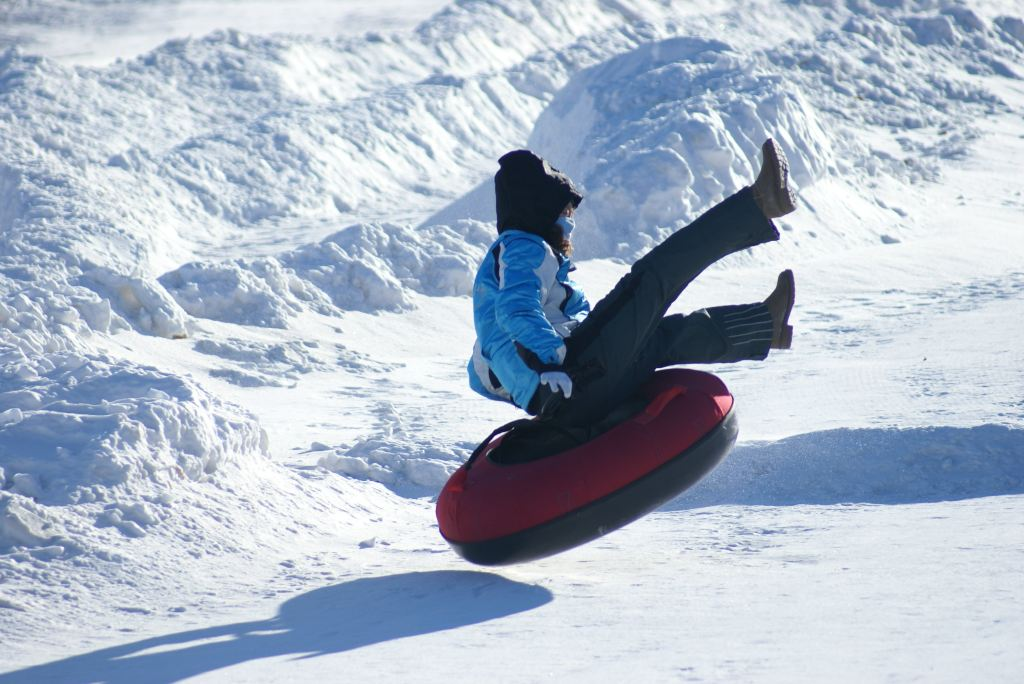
[{"left": 467, "top": 230, "right": 590, "bottom": 409}]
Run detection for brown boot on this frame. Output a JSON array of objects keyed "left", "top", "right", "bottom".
[
  {"left": 764, "top": 269, "right": 795, "bottom": 349},
  {"left": 752, "top": 139, "right": 797, "bottom": 219}
]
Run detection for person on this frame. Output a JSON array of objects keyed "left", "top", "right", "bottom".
[{"left": 467, "top": 139, "right": 797, "bottom": 428}]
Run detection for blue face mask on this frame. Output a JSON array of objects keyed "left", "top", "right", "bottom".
[{"left": 555, "top": 215, "right": 575, "bottom": 238}]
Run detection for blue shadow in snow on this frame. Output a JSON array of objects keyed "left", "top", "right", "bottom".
[
  {"left": 663, "top": 424, "right": 1024, "bottom": 510},
  {"left": 1, "top": 571, "right": 552, "bottom": 684}
]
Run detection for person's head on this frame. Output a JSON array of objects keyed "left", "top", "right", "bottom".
[{"left": 494, "top": 150, "right": 583, "bottom": 257}]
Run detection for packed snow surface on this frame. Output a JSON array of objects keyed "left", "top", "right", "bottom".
[{"left": 1, "top": 0, "right": 1023, "bottom": 681}]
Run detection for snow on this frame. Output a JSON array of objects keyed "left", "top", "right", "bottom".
[
  {"left": 1, "top": 0, "right": 1023, "bottom": 681},
  {"left": 0, "top": 1, "right": 452, "bottom": 67},
  {"left": 677, "top": 424, "right": 1024, "bottom": 508}
]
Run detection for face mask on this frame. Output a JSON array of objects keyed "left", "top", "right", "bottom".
[{"left": 555, "top": 215, "right": 575, "bottom": 238}]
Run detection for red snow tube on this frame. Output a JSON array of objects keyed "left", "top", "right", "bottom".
[{"left": 436, "top": 369, "right": 738, "bottom": 565}]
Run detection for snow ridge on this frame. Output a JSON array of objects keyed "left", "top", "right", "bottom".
[
  {"left": 516, "top": 3, "right": 1021, "bottom": 259},
  {"left": 160, "top": 220, "right": 493, "bottom": 326}
]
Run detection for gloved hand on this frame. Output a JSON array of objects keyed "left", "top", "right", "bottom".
[{"left": 539, "top": 371, "right": 573, "bottom": 399}]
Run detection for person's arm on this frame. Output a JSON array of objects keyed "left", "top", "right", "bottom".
[
  {"left": 561, "top": 280, "right": 590, "bottom": 323},
  {"left": 493, "top": 237, "right": 566, "bottom": 366}
]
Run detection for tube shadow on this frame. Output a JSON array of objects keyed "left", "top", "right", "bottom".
[
  {"left": 663, "top": 424, "right": 1024, "bottom": 510},
  {"left": 2, "top": 570, "right": 552, "bottom": 684}
]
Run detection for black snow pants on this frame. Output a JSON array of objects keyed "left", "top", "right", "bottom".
[{"left": 527, "top": 186, "right": 779, "bottom": 427}]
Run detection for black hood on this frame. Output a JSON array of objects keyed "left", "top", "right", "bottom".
[{"left": 494, "top": 150, "right": 583, "bottom": 235}]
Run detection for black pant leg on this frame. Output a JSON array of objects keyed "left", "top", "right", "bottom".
[
  {"left": 698, "top": 304, "right": 773, "bottom": 363},
  {"left": 648, "top": 312, "right": 730, "bottom": 366},
  {"left": 646, "top": 305, "right": 775, "bottom": 368}
]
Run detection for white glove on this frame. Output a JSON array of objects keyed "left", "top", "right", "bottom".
[{"left": 539, "top": 371, "right": 573, "bottom": 399}]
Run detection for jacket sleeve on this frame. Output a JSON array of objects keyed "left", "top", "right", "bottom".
[
  {"left": 493, "top": 237, "right": 566, "bottom": 365},
  {"left": 561, "top": 279, "right": 590, "bottom": 322}
]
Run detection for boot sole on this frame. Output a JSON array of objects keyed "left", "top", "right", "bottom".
[
  {"left": 778, "top": 324, "right": 793, "bottom": 350},
  {"left": 761, "top": 139, "right": 797, "bottom": 217},
  {"left": 769, "top": 269, "right": 795, "bottom": 349},
  {"left": 777, "top": 269, "right": 795, "bottom": 327}
]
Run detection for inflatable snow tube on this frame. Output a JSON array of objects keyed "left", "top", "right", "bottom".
[{"left": 436, "top": 369, "right": 738, "bottom": 565}]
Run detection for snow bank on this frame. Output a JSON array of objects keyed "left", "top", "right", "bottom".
[
  {"left": 6, "top": 0, "right": 1015, "bottom": 342},
  {"left": 0, "top": 0, "right": 676, "bottom": 275},
  {"left": 0, "top": 355, "right": 268, "bottom": 505},
  {"left": 160, "top": 220, "right": 492, "bottom": 325},
  {"left": 0, "top": 0, "right": 450, "bottom": 67},
  {"left": 529, "top": 37, "right": 834, "bottom": 259},
  {"left": 0, "top": 253, "right": 268, "bottom": 555},
  {"left": 0, "top": 0, "right": 689, "bottom": 341},
  {"left": 81, "top": 268, "right": 190, "bottom": 339},
  {"left": 0, "top": 350, "right": 268, "bottom": 552},
  {"left": 3, "top": 0, "right": 1021, "bottom": 323},
  {"left": 317, "top": 402, "right": 469, "bottom": 495},
  {"left": 318, "top": 436, "right": 460, "bottom": 495},
  {"left": 280, "top": 221, "right": 490, "bottom": 307},
  {"left": 439, "top": 2, "right": 1022, "bottom": 260},
  {"left": 669, "top": 424, "right": 1024, "bottom": 509},
  {"left": 159, "top": 258, "right": 334, "bottom": 328}
]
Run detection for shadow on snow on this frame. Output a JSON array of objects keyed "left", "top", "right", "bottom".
[
  {"left": 664, "top": 423, "right": 1024, "bottom": 509},
  {"left": 1, "top": 570, "right": 552, "bottom": 684}
]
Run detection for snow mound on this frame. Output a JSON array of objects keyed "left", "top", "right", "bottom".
[
  {"left": 279, "top": 221, "right": 490, "bottom": 311},
  {"left": 161, "top": 220, "right": 492, "bottom": 324},
  {"left": 2, "top": 1, "right": 1020, "bottom": 326},
  {"left": 668, "top": 425, "right": 1024, "bottom": 509},
  {"left": 317, "top": 402, "right": 469, "bottom": 495},
  {"left": 159, "top": 258, "right": 334, "bottom": 328},
  {"left": 318, "top": 437, "right": 459, "bottom": 495},
  {"left": 0, "top": 351, "right": 268, "bottom": 554},
  {"left": 1, "top": 262, "right": 268, "bottom": 546},
  {"left": 0, "top": 354, "right": 269, "bottom": 507},
  {"left": 529, "top": 37, "right": 834, "bottom": 260},
  {"left": 81, "top": 268, "right": 190, "bottom": 339},
  {"left": 195, "top": 338, "right": 325, "bottom": 374}
]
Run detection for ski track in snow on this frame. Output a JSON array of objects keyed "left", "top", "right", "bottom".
[{"left": 1, "top": 0, "right": 1024, "bottom": 680}]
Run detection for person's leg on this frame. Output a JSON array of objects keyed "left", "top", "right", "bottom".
[
  {"left": 652, "top": 305, "right": 774, "bottom": 366},
  {"left": 569, "top": 187, "right": 775, "bottom": 356},
  {"left": 529, "top": 302, "right": 774, "bottom": 415},
  {"left": 545, "top": 187, "right": 777, "bottom": 425}
]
